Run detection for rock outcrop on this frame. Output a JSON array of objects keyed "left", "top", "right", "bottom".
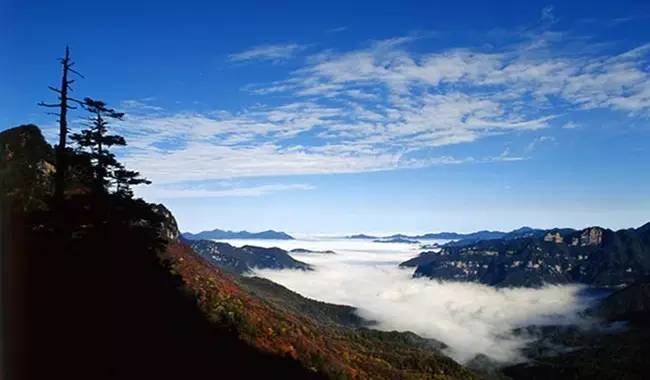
[
  {"left": 150, "top": 203, "right": 180, "bottom": 241},
  {"left": 578, "top": 227, "right": 603, "bottom": 246},
  {"left": 544, "top": 232, "right": 564, "bottom": 244},
  {"left": 0, "top": 125, "right": 54, "bottom": 210}
]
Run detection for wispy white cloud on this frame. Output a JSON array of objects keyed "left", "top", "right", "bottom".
[
  {"left": 540, "top": 5, "right": 558, "bottom": 25},
  {"left": 109, "top": 20, "right": 649, "bottom": 194},
  {"left": 562, "top": 121, "right": 580, "bottom": 129},
  {"left": 525, "top": 135, "right": 556, "bottom": 152},
  {"left": 326, "top": 26, "right": 348, "bottom": 33},
  {"left": 609, "top": 14, "right": 650, "bottom": 26},
  {"left": 138, "top": 182, "right": 314, "bottom": 199},
  {"left": 229, "top": 43, "right": 304, "bottom": 62},
  {"left": 287, "top": 39, "right": 650, "bottom": 115},
  {"left": 122, "top": 141, "right": 402, "bottom": 183},
  {"left": 120, "top": 99, "right": 164, "bottom": 112}
]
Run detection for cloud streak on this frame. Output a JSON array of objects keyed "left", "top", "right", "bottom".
[
  {"left": 229, "top": 43, "right": 304, "bottom": 62},
  {"left": 138, "top": 183, "right": 314, "bottom": 199}
]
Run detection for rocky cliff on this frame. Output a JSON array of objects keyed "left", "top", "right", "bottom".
[{"left": 404, "top": 225, "right": 650, "bottom": 287}]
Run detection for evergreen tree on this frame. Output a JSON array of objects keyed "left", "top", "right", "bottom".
[
  {"left": 114, "top": 167, "right": 151, "bottom": 198},
  {"left": 71, "top": 98, "right": 149, "bottom": 196}
]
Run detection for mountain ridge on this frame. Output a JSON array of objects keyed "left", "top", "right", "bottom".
[
  {"left": 402, "top": 224, "right": 650, "bottom": 287},
  {"left": 182, "top": 228, "right": 294, "bottom": 240},
  {"left": 187, "top": 239, "right": 311, "bottom": 274},
  {"left": 346, "top": 227, "right": 546, "bottom": 242}
]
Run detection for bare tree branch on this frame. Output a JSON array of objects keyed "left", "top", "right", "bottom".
[
  {"left": 69, "top": 68, "right": 84, "bottom": 78},
  {"left": 38, "top": 102, "right": 60, "bottom": 108}
]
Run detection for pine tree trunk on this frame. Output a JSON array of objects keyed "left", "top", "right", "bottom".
[{"left": 54, "top": 47, "right": 70, "bottom": 203}]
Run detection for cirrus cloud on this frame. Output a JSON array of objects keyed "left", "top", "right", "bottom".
[
  {"left": 104, "top": 20, "right": 650, "bottom": 198},
  {"left": 229, "top": 43, "right": 305, "bottom": 62}
]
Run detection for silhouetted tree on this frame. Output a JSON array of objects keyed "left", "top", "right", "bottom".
[
  {"left": 38, "top": 46, "right": 83, "bottom": 203},
  {"left": 114, "top": 168, "right": 151, "bottom": 198},
  {"left": 71, "top": 98, "right": 124, "bottom": 191},
  {"left": 71, "top": 97, "right": 149, "bottom": 197}
]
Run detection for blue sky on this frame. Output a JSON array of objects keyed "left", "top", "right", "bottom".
[{"left": 2, "top": 0, "right": 650, "bottom": 234}]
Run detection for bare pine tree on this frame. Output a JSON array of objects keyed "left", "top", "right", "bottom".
[{"left": 38, "top": 46, "right": 83, "bottom": 202}]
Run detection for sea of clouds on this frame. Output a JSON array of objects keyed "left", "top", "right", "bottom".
[{"left": 221, "top": 237, "right": 596, "bottom": 363}]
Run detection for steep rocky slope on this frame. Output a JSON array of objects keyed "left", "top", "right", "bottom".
[{"left": 403, "top": 226, "right": 650, "bottom": 287}]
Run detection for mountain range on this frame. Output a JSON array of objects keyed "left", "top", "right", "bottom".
[
  {"left": 374, "top": 237, "right": 421, "bottom": 244},
  {"left": 182, "top": 228, "right": 294, "bottom": 240},
  {"left": 347, "top": 227, "right": 544, "bottom": 242},
  {"left": 401, "top": 225, "right": 650, "bottom": 288}
]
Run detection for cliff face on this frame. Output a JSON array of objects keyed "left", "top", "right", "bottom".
[
  {"left": 577, "top": 227, "right": 603, "bottom": 246},
  {"left": 150, "top": 203, "right": 180, "bottom": 241},
  {"left": 544, "top": 232, "right": 564, "bottom": 244},
  {"left": 408, "top": 225, "right": 650, "bottom": 287}
]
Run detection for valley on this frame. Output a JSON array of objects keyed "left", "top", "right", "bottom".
[{"left": 189, "top": 232, "right": 650, "bottom": 379}]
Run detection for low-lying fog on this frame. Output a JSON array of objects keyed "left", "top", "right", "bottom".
[{"left": 222, "top": 237, "right": 596, "bottom": 363}]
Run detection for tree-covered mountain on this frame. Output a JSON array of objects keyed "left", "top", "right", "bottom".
[
  {"left": 413, "top": 230, "right": 509, "bottom": 241},
  {"left": 187, "top": 239, "right": 311, "bottom": 274},
  {"left": 402, "top": 226, "right": 650, "bottom": 287},
  {"left": 182, "top": 228, "right": 294, "bottom": 240},
  {"left": 444, "top": 227, "right": 548, "bottom": 247},
  {"left": 167, "top": 230, "right": 474, "bottom": 380},
  {"left": 2, "top": 125, "right": 327, "bottom": 379}
]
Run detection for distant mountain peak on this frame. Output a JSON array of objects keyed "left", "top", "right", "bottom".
[
  {"left": 182, "top": 228, "right": 294, "bottom": 240},
  {"left": 188, "top": 239, "right": 309, "bottom": 273}
]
